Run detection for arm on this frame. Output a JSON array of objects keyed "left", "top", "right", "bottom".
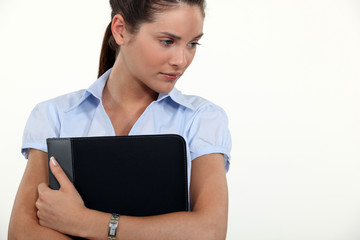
[
  {"left": 8, "top": 149, "right": 72, "bottom": 240},
  {"left": 113, "top": 153, "right": 229, "bottom": 240},
  {"left": 39, "top": 153, "right": 228, "bottom": 240}
]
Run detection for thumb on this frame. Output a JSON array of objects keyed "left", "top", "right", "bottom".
[{"left": 50, "top": 156, "right": 76, "bottom": 192}]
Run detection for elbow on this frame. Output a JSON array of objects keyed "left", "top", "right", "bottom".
[
  {"left": 8, "top": 222, "right": 21, "bottom": 240},
  {"left": 8, "top": 214, "right": 38, "bottom": 240},
  {"left": 8, "top": 222, "right": 26, "bottom": 240},
  {"left": 197, "top": 226, "right": 227, "bottom": 240},
  {"left": 9, "top": 230, "right": 35, "bottom": 240},
  {"left": 8, "top": 214, "right": 19, "bottom": 240},
  {"left": 8, "top": 232, "right": 21, "bottom": 240},
  {"left": 8, "top": 222, "right": 41, "bottom": 240},
  {"left": 206, "top": 223, "right": 227, "bottom": 240},
  {"left": 196, "top": 214, "right": 228, "bottom": 240}
]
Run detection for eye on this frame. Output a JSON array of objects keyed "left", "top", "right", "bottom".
[
  {"left": 160, "top": 39, "right": 174, "bottom": 47},
  {"left": 188, "top": 42, "right": 201, "bottom": 48}
]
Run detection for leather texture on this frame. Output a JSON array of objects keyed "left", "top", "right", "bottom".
[
  {"left": 46, "top": 134, "right": 189, "bottom": 217},
  {"left": 47, "top": 138, "right": 73, "bottom": 190}
]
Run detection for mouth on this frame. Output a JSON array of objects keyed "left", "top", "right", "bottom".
[{"left": 160, "top": 72, "right": 182, "bottom": 81}]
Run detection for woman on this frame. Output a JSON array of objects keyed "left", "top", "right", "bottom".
[{"left": 8, "top": 0, "right": 231, "bottom": 239}]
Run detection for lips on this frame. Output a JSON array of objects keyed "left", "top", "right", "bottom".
[{"left": 160, "top": 72, "right": 182, "bottom": 81}]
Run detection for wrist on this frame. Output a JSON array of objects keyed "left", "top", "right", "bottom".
[
  {"left": 108, "top": 213, "right": 120, "bottom": 240},
  {"left": 78, "top": 209, "right": 111, "bottom": 240}
]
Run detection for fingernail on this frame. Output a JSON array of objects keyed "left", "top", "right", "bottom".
[{"left": 50, "top": 156, "right": 58, "bottom": 167}]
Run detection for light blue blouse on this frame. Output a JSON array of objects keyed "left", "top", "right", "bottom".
[{"left": 22, "top": 69, "right": 232, "bottom": 174}]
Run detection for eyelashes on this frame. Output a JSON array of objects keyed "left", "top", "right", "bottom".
[
  {"left": 188, "top": 42, "right": 201, "bottom": 48},
  {"left": 160, "top": 39, "right": 174, "bottom": 46},
  {"left": 160, "top": 39, "right": 201, "bottom": 48}
]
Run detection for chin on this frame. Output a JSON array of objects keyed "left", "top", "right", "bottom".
[
  {"left": 157, "top": 89, "right": 173, "bottom": 95},
  {"left": 155, "top": 84, "right": 176, "bottom": 95}
]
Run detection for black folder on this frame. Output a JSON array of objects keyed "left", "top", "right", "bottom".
[{"left": 46, "top": 134, "right": 189, "bottom": 218}]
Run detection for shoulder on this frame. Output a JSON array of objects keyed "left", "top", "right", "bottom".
[
  {"left": 22, "top": 89, "right": 87, "bottom": 158},
  {"left": 183, "top": 93, "right": 229, "bottom": 129},
  {"left": 180, "top": 93, "right": 228, "bottom": 121},
  {"left": 177, "top": 92, "right": 232, "bottom": 169},
  {"left": 34, "top": 89, "right": 86, "bottom": 114},
  {"left": 26, "top": 89, "right": 88, "bottom": 130},
  {"left": 173, "top": 90, "right": 230, "bottom": 136},
  {"left": 170, "top": 88, "right": 227, "bottom": 115}
]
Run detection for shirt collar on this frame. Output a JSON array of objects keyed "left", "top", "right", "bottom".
[
  {"left": 64, "top": 69, "right": 110, "bottom": 112},
  {"left": 66, "top": 68, "right": 195, "bottom": 112},
  {"left": 158, "top": 88, "right": 195, "bottom": 111},
  {"left": 87, "top": 68, "right": 111, "bottom": 100}
]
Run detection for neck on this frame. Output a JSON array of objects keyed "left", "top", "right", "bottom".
[{"left": 103, "top": 57, "right": 158, "bottom": 110}]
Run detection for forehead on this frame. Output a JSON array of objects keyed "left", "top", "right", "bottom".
[{"left": 141, "top": 5, "right": 204, "bottom": 37}]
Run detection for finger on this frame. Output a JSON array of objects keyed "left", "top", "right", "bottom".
[
  {"left": 35, "top": 199, "right": 41, "bottom": 210},
  {"left": 37, "top": 182, "right": 48, "bottom": 193},
  {"left": 49, "top": 156, "right": 75, "bottom": 192},
  {"left": 37, "top": 183, "right": 50, "bottom": 206}
]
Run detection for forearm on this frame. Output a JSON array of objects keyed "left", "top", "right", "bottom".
[
  {"left": 8, "top": 181, "right": 73, "bottom": 240},
  {"left": 118, "top": 211, "right": 225, "bottom": 240},
  {"left": 28, "top": 153, "right": 228, "bottom": 239},
  {"left": 8, "top": 149, "right": 72, "bottom": 240},
  {"left": 80, "top": 154, "right": 228, "bottom": 240},
  {"left": 82, "top": 209, "right": 226, "bottom": 240},
  {"left": 8, "top": 216, "right": 73, "bottom": 240}
]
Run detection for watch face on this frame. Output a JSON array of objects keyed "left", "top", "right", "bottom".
[
  {"left": 109, "top": 225, "right": 116, "bottom": 236},
  {"left": 108, "top": 214, "right": 120, "bottom": 237}
]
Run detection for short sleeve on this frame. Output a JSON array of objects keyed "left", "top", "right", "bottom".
[
  {"left": 187, "top": 104, "right": 232, "bottom": 172},
  {"left": 21, "top": 101, "right": 60, "bottom": 159}
]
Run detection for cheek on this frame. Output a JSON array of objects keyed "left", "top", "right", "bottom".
[
  {"left": 137, "top": 42, "right": 168, "bottom": 70},
  {"left": 186, "top": 49, "right": 197, "bottom": 67}
]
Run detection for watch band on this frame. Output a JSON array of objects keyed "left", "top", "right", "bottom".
[{"left": 108, "top": 213, "right": 120, "bottom": 240}]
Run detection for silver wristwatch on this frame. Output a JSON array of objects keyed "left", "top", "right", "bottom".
[{"left": 108, "top": 213, "right": 120, "bottom": 240}]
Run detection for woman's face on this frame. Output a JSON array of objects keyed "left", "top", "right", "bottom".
[{"left": 119, "top": 4, "right": 204, "bottom": 94}]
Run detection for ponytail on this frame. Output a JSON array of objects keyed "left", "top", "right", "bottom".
[{"left": 98, "top": 22, "right": 118, "bottom": 78}]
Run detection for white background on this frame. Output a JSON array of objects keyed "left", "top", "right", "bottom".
[{"left": 1, "top": 0, "right": 360, "bottom": 239}]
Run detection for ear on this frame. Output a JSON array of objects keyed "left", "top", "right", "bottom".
[{"left": 111, "top": 14, "right": 127, "bottom": 46}]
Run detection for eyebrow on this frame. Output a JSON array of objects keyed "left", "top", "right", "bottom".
[{"left": 158, "top": 32, "right": 204, "bottom": 40}]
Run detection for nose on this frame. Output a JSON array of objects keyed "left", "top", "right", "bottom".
[{"left": 169, "top": 47, "right": 187, "bottom": 69}]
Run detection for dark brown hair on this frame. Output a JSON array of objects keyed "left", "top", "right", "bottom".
[{"left": 98, "top": 0, "right": 206, "bottom": 78}]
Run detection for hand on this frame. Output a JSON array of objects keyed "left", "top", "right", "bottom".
[{"left": 36, "top": 156, "right": 87, "bottom": 236}]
